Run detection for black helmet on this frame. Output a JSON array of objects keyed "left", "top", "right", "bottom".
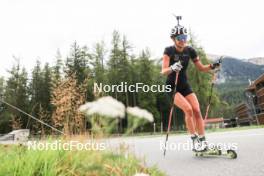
[{"left": 170, "top": 25, "right": 187, "bottom": 38}]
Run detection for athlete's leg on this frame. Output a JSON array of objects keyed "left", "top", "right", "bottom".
[
  {"left": 185, "top": 93, "right": 205, "bottom": 136},
  {"left": 174, "top": 92, "right": 196, "bottom": 134}
]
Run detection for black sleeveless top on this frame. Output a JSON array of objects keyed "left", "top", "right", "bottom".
[{"left": 163, "top": 45, "right": 198, "bottom": 90}]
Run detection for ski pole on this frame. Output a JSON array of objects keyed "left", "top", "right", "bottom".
[
  {"left": 163, "top": 71, "right": 179, "bottom": 157},
  {"left": 0, "top": 98, "right": 65, "bottom": 135},
  {"left": 204, "top": 57, "right": 223, "bottom": 124},
  {"left": 204, "top": 72, "right": 216, "bottom": 123}
]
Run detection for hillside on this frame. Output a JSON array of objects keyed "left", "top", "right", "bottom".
[
  {"left": 219, "top": 57, "right": 264, "bottom": 83},
  {"left": 247, "top": 57, "right": 264, "bottom": 65},
  {"left": 207, "top": 54, "right": 264, "bottom": 83},
  {"left": 207, "top": 55, "right": 264, "bottom": 108}
]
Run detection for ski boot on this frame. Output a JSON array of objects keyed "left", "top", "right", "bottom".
[
  {"left": 191, "top": 134, "right": 205, "bottom": 152},
  {"left": 198, "top": 136, "right": 209, "bottom": 151}
]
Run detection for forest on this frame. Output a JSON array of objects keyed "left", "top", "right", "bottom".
[{"left": 0, "top": 31, "right": 230, "bottom": 135}]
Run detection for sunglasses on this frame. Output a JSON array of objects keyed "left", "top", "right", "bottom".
[{"left": 175, "top": 34, "right": 187, "bottom": 42}]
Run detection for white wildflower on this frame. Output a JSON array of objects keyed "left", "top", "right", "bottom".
[
  {"left": 79, "top": 96, "right": 125, "bottom": 118},
  {"left": 127, "top": 106, "right": 154, "bottom": 122}
]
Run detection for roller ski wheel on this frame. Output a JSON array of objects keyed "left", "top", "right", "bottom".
[{"left": 227, "top": 149, "right": 237, "bottom": 159}]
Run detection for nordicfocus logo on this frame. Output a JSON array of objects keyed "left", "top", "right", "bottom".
[
  {"left": 94, "top": 82, "right": 172, "bottom": 93},
  {"left": 27, "top": 140, "right": 106, "bottom": 151},
  {"left": 160, "top": 140, "right": 238, "bottom": 151}
]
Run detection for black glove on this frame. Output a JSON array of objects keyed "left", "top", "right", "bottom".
[
  {"left": 210, "top": 59, "right": 222, "bottom": 70},
  {"left": 210, "top": 62, "right": 221, "bottom": 70}
]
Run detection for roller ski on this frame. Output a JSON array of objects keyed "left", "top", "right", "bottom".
[
  {"left": 194, "top": 146, "right": 237, "bottom": 159},
  {"left": 191, "top": 135, "right": 237, "bottom": 159}
]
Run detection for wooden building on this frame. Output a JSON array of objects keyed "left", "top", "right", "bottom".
[{"left": 234, "top": 73, "right": 264, "bottom": 125}]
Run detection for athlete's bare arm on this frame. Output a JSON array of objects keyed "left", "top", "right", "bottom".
[
  {"left": 193, "top": 57, "right": 211, "bottom": 72},
  {"left": 161, "top": 54, "right": 173, "bottom": 75}
]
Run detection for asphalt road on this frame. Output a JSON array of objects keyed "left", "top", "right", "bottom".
[{"left": 106, "top": 128, "right": 264, "bottom": 176}]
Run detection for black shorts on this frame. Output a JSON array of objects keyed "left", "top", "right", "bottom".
[{"left": 167, "top": 83, "right": 193, "bottom": 98}]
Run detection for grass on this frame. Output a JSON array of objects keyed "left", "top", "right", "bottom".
[{"left": 0, "top": 144, "right": 165, "bottom": 176}]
